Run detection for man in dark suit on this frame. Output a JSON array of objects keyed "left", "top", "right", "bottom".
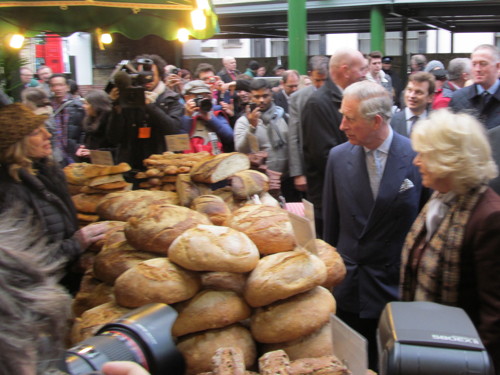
[
  {"left": 488, "top": 125, "right": 500, "bottom": 194},
  {"left": 323, "top": 80, "right": 427, "bottom": 371},
  {"left": 272, "top": 69, "right": 300, "bottom": 114},
  {"left": 449, "top": 44, "right": 500, "bottom": 129},
  {"left": 288, "top": 56, "right": 329, "bottom": 193},
  {"left": 301, "top": 48, "right": 367, "bottom": 237},
  {"left": 391, "top": 72, "right": 435, "bottom": 137}
]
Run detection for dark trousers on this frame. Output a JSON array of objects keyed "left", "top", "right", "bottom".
[{"left": 336, "top": 308, "right": 379, "bottom": 372}]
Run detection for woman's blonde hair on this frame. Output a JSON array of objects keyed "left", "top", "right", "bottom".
[
  {"left": 411, "top": 109, "right": 498, "bottom": 194},
  {"left": 0, "top": 138, "right": 35, "bottom": 181}
]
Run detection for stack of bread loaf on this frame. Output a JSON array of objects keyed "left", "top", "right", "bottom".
[
  {"left": 70, "top": 152, "right": 347, "bottom": 374},
  {"left": 135, "top": 151, "right": 213, "bottom": 191},
  {"left": 64, "top": 162, "right": 132, "bottom": 225}
]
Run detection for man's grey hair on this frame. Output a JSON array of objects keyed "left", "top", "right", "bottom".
[
  {"left": 447, "top": 58, "right": 472, "bottom": 81},
  {"left": 308, "top": 55, "right": 329, "bottom": 76},
  {"left": 343, "top": 80, "right": 393, "bottom": 122},
  {"left": 473, "top": 44, "right": 500, "bottom": 62}
]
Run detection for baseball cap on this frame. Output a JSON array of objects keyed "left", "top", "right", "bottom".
[{"left": 382, "top": 56, "right": 392, "bottom": 64}]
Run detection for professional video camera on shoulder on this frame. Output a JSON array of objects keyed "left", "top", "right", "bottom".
[{"left": 106, "top": 59, "right": 155, "bottom": 108}]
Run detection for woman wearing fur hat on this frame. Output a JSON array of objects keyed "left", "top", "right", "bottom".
[{"left": 0, "top": 103, "right": 107, "bottom": 292}]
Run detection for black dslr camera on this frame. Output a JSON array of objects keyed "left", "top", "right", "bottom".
[
  {"left": 194, "top": 95, "right": 213, "bottom": 112},
  {"left": 61, "top": 303, "right": 185, "bottom": 375},
  {"left": 105, "top": 59, "right": 155, "bottom": 108}
]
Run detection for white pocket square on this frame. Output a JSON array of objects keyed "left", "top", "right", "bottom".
[{"left": 399, "top": 178, "right": 415, "bottom": 192}]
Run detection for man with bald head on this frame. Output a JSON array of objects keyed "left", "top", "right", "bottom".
[
  {"left": 301, "top": 48, "right": 367, "bottom": 237},
  {"left": 217, "top": 56, "right": 241, "bottom": 83}
]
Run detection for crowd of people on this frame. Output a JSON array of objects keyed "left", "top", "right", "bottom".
[{"left": 0, "top": 43, "right": 499, "bottom": 374}]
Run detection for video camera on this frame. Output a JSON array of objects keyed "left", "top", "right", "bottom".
[
  {"left": 61, "top": 303, "right": 185, "bottom": 375},
  {"left": 105, "top": 59, "right": 155, "bottom": 108}
]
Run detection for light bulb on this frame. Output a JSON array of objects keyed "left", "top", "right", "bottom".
[
  {"left": 101, "top": 33, "right": 112, "bottom": 44},
  {"left": 191, "top": 9, "right": 206, "bottom": 30},
  {"left": 196, "top": 0, "right": 209, "bottom": 10},
  {"left": 177, "top": 28, "right": 190, "bottom": 43},
  {"left": 9, "top": 34, "right": 25, "bottom": 49}
]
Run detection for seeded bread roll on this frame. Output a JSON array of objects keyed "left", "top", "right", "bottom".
[
  {"left": 96, "top": 190, "right": 179, "bottom": 221},
  {"left": 191, "top": 195, "right": 232, "bottom": 226},
  {"left": 244, "top": 249, "right": 327, "bottom": 307},
  {"left": 260, "top": 322, "right": 334, "bottom": 360},
  {"left": 250, "top": 287, "right": 336, "bottom": 344},
  {"left": 172, "top": 290, "right": 252, "bottom": 336},
  {"left": 190, "top": 152, "right": 250, "bottom": 184},
  {"left": 114, "top": 258, "right": 201, "bottom": 308},
  {"left": 212, "top": 347, "right": 246, "bottom": 375},
  {"left": 169, "top": 225, "right": 259, "bottom": 272},
  {"left": 230, "top": 170, "right": 269, "bottom": 199},
  {"left": 258, "top": 350, "right": 291, "bottom": 375},
  {"left": 312, "top": 239, "right": 346, "bottom": 289},
  {"left": 226, "top": 204, "right": 295, "bottom": 255},
  {"left": 124, "top": 204, "right": 211, "bottom": 255},
  {"left": 93, "top": 228, "right": 157, "bottom": 285},
  {"left": 177, "top": 324, "right": 256, "bottom": 375},
  {"left": 288, "top": 356, "right": 349, "bottom": 375},
  {"left": 201, "top": 272, "right": 248, "bottom": 295}
]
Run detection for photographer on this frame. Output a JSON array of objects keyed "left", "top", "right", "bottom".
[
  {"left": 182, "top": 80, "right": 234, "bottom": 153},
  {"left": 108, "top": 54, "right": 184, "bottom": 170}
]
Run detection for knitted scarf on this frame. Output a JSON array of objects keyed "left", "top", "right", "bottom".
[
  {"left": 400, "top": 184, "right": 487, "bottom": 305},
  {"left": 260, "top": 102, "right": 285, "bottom": 149}
]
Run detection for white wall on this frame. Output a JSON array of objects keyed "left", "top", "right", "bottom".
[{"left": 67, "top": 32, "right": 93, "bottom": 85}]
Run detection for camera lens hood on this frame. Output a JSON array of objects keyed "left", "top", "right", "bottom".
[{"left": 97, "top": 303, "right": 185, "bottom": 375}]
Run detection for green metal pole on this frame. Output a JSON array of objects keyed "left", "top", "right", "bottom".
[
  {"left": 370, "top": 6, "right": 385, "bottom": 53},
  {"left": 288, "top": 0, "right": 307, "bottom": 74}
]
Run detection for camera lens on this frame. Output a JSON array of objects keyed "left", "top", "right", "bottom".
[{"left": 64, "top": 304, "right": 184, "bottom": 375}]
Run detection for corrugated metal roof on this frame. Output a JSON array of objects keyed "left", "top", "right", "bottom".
[{"left": 212, "top": 0, "right": 500, "bottom": 38}]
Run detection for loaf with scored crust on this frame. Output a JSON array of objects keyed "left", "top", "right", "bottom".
[{"left": 190, "top": 152, "right": 250, "bottom": 184}]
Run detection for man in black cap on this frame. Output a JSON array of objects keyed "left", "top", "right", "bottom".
[{"left": 382, "top": 56, "right": 403, "bottom": 108}]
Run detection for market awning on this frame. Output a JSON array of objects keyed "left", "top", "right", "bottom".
[{"left": 0, "top": 0, "right": 219, "bottom": 40}]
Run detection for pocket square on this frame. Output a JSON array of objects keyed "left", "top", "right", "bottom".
[{"left": 399, "top": 178, "right": 415, "bottom": 192}]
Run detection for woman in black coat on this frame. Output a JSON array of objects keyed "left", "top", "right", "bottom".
[
  {"left": 0, "top": 103, "right": 107, "bottom": 291},
  {"left": 76, "top": 89, "right": 116, "bottom": 161}
]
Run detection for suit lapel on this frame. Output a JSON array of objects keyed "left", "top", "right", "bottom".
[{"left": 361, "top": 134, "right": 411, "bottom": 237}]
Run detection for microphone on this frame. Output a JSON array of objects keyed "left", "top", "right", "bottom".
[{"left": 113, "top": 71, "right": 132, "bottom": 91}]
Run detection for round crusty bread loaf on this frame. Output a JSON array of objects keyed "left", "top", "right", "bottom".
[
  {"left": 93, "top": 228, "right": 157, "bottom": 285},
  {"left": 114, "top": 258, "right": 200, "bottom": 308},
  {"left": 169, "top": 224, "right": 260, "bottom": 273},
  {"left": 259, "top": 322, "right": 334, "bottom": 360},
  {"left": 200, "top": 272, "right": 248, "bottom": 295},
  {"left": 226, "top": 204, "right": 295, "bottom": 255},
  {"left": 312, "top": 239, "right": 346, "bottom": 289},
  {"left": 230, "top": 169, "right": 269, "bottom": 200},
  {"left": 191, "top": 195, "right": 232, "bottom": 226},
  {"left": 177, "top": 324, "right": 256, "bottom": 375},
  {"left": 250, "top": 286, "right": 336, "bottom": 344},
  {"left": 172, "top": 290, "right": 252, "bottom": 337},
  {"left": 87, "top": 221, "right": 126, "bottom": 253},
  {"left": 96, "top": 190, "right": 179, "bottom": 221},
  {"left": 70, "top": 302, "right": 131, "bottom": 344},
  {"left": 124, "top": 204, "right": 211, "bottom": 255},
  {"left": 72, "top": 273, "right": 115, "bottom": 317},
  {"left": 244, "top": 249, "right": 327, "bottom": 307}
]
